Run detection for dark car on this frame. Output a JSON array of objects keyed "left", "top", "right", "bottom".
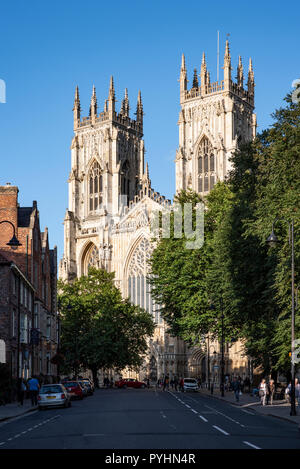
[
  {"left": 115, "top": 378, "right": 147, "bottom": 389},
  {"left": 62, "top": 381, "right": 84, "bottom": 400}
]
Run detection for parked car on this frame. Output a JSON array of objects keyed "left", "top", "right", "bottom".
[
  {"left": 183, "top": 378, "right": 199, "bottom": 392},
  {"left": 38, "top": 384, "right": 71, "bottom": 410},
  {"left": 62, "top": 381, "right": 84, "bottom": 400},
  {"left": 81, "top": 379, "right": 94, "bottom": 395},
  {"left": 115, "top": 378, "right": 147, "bottom": 389},
  {"left": 78, "top": 380, "right": 91, "bottom": 396}
]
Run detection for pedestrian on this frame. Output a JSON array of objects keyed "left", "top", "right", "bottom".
[
  {"left": 268, "top": 379, "right": 275, "bottom": 405},
  {"left": 16, "top": 378, "right": 26, "bottom": 406},
  {"left": 285, "top": 382, "right": 291, "bottom": 403},
  {"left": 232, "top": 377, "right": 241, "bottom": 402},
  {"left": 259, "top": 378, "right": 268, "bottom": 406},
  {"left": 170, "top": 379, "right": 174, "bottom": 390},
  {"left": 163, "top": 376, "right": 169, "bottom": 391},
  {"left": 179, "top": 377, "right": 184, "bottom": 392},
  {"left": 174, "top": 376, "right": 178, "bottom": 392},
  {"left": 295, "top": 378, "right": 300, "bottom": 406},
  {"left": 146, "top": 378, "right": 150, "bottom": 389},
  {"left": 27, "top": 376, "right": 40, "bottom": 406}
]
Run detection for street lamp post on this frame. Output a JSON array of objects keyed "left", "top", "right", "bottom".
[
  {"left": 210, "top": 297, "right": 225, "bottom": 397},
  {"left": 0, "top": 220, "right": 22, "bottom": 248},
  {"left": 267, "top": 218, "right": 297, "bottom": 416}
]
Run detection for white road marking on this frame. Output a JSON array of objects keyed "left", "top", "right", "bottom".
[
  {"left": 0, "top": 442, "right": 5, "bottom": 446},
  {"left": 191, "top": 409, "right": 198, "bottom": 414},
  {"left": 213, "top": 425, "right": 230, "bottom": 436},
  {"left": 241, "top": 409, "right": 255, "bottom": 415},
  {"left": 205, "top": 404, "right": 243, "bottom": 427},
  {"left": 243, "top": 441, "right": 261, "bottom": 450},
  {"left": 199, "top": 415, "right": 208, "bottom": 422}
]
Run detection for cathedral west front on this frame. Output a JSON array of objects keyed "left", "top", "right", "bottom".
[{"left": 59, "top": 40, "right": 256, "bottom": 384}]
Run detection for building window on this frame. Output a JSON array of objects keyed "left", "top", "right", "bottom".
[
  {"left": 12, "top": 310, "right": 15, "bottom": 337},
  {"left": 20, "top": 314, "right": 28, "bottom": 344},
  {"left": 127, "top": 237, "right": 161, "bottom": 324},
  {"left": 197, "top": 136, "right": 216, "bottom": 193},
  {"left": 88, "top": 161, "right": 103, "bottom": 213}
]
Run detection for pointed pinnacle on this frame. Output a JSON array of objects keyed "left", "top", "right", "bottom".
[
  {"left": 75, "top": 85, "right": 80, "bottom": 101},
  {"left": 125, "top": 88, "right": 128, "bottom": 99},
  {"left": 249, "top": 57, "right": 253, "bottom": 72},
  {"left": 225, "top": 39, "right": 230, "bottom": 58},
  {"left": 146, "top": 162, "right": 149, "bottom": 179},
  {"left": 181, "top": 53, "right": 186, "bottom": 71},
  {"left": 202, "top": 52, "right": 206, "bottom": 65}
]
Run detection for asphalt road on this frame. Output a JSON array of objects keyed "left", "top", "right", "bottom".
[{"left": 0, "top": 388, "right": 299, "bottom": 449}]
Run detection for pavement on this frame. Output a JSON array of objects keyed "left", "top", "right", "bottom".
[
  {"left": 0, "top": 399, "right": 37, "bottom": 422},
  {"left": 197, "top": 387, "right": 300, "bottom": 425},
  {"left": 0, "top": 387, "right": 299, "bottom": 449}
]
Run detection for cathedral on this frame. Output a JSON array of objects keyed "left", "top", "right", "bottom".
[{"left": 59, "top": 40, "right": 256, "bottom": 383}]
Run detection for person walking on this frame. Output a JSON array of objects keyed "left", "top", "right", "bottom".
[
  {"left": 174, "top": 376, "right": 178, "bottom": 392},
  {"left": 232, "top": 377, "right": 241, "bottom": 402},
  {"left": 16, "top": 378, "right": 26, "bottom": 406},
  {"left": 268, "top": 379, "right": 275, "bottom": 405},
  {"left": 259, "top": 378, "right": 268, "bottom": 406},
  {"left": 295, "top": 378, "right": 300, "bottom": 406},
  {"left": 27, "top": 376, "right": 40, "bottom": 406},
  {"left": 179, "top": 377, "right": 184, "bottom": 392},
  {"left": 163, "top": 376, "right": 169, "bottom": 391}
]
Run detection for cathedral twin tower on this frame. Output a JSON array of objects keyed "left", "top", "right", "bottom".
[{"left": 60, "top": 40, "right": 256, "bottom": 380}]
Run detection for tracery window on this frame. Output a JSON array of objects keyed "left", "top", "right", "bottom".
[
  {"left": 88, "top": 161, "right": 103, "bottom": 213},
  {"left": 86, "top": 245, "right": 99, "bottom": 270},
  {"left": 127, "top": 238, "right": 161, "bottom": 324},
  {"left": 197, "top": 137, "right": 216, "bottom": 193}
]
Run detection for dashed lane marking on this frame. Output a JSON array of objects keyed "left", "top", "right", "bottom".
[
  {"left": 199, "top": 415, "right": 208, "bottom": 422},
  {"left": 243, "top": 441, "right": 261, "bottom": 450},
  {"left": 213, "top": 425, "right": 230, "bottom": 436}
]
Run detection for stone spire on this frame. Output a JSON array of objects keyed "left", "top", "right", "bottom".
[
  {"left": 89, "top": 85, "right": 97, "bottom": 121},
  {"left": 200, "top": 52, "right": 208, "bottom": 95},
  {"left": 73, "top": 86, "right": 81, "bottom": 130},
  {"left": 108, "top": 76, "right": 115, "bottom": 116},
  {"left": 136, "top": 90, "right": 143, "bottom": 124},
  {"left": 120, "top": 88, "right": 130, "bottom": 117},
  {"left": 247, "top": 58, "right": 255, "bottom": 96},
  {"left": 142, "top": 161, "right": 151, "bottom": 189},
  {"left": 223, "top": 40, "right": 232, "bottom": 90},
  {"left": 180, "top": 53, "right": 188, "bottom": 103},
  {"left": 192, "top": 68, "right": 199, "bottom": 89},
  {"left": 236, "top": 56, "right": 244, "bottom": 88}
]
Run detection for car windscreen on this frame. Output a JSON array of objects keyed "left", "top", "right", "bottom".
[
  {"left": 184, "top": 379, "right": 197, "bottom": 383},
  {"left": 40, "top": 385, "right": 62, "bottom": 394}
]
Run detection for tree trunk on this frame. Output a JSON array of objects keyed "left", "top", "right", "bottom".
[{"left": 91, "top": 366, "right": 99, "bottom": 388}]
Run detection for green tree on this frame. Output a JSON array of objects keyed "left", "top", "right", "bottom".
[{"left": 58, "top": 268, "right": 155, "bottom": 385}]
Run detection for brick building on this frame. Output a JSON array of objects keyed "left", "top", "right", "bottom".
[{"left": 0, "top": 184, "right": 58, "bottom": 380}]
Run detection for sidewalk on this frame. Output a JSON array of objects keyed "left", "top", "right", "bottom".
[
  {"left": 198, "top": 388, "right": 300, "bottom": 425},
  {"left": 0, "top": 399, "right": 38, "bottom": 422}
]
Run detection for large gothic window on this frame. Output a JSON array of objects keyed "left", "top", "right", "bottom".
[
  {"left": 127, "top": 237, "right": 161, "bottom": 324},
  {"left": 197, "top": 137, "right": 216, "bottom": 193},
  {"left": 82, "top": 243, "right": 100, "bottom": 275},
  {"left": 88, "top": 161, "right": 103, "bottom": 213}
]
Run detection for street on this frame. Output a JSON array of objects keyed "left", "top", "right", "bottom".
[{"left": 0, "top": 388, "right": 299, "bottom": 450}]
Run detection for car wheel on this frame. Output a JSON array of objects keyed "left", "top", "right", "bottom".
[{"left": 141, "top": 384, "right": 146, "bottom": 389}]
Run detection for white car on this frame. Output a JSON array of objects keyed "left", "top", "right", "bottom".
[
  {"left": 183, "top": 378, "right": 199, "bottom": 392},
  {"left": 38, "top": 384, "right": 71, "bottom": 409}
]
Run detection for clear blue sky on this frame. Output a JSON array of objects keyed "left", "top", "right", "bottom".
[{"left": 0, "top": 0, "right": 299, "bottom": 259}]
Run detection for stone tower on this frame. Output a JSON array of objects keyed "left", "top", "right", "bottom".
[
  {"left": 60, "top": 79, "right": 147, "bottom": 281},
  {"left": 175, "top": 40, "right": 257, "bottom": 194}
]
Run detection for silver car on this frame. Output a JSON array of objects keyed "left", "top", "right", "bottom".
[
  {"left": 38, "top": 384, "right": 71, "bottom": 409},
  {"left": 183, "top": 378, "right": 199, "bottom": 392}
]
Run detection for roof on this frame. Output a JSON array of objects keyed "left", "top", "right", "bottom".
[
  {"left": 0, "top": 251, "right": 10, "bottom": 264},
  {"left": 17, "top": 207, "right": 34, "bottom": 227}
]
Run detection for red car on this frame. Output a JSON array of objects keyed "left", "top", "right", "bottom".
[
  {"left": 62, "top": 381, "right": 84, "bottom": 400},
  {"left": 115, "top": 378, "right": 147, "bottom": 389}
]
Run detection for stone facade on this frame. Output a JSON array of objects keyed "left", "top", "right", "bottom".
[
  {"left": 0, "top": 184, "right": 58, "bottom": 380},
  {"left": 60, "top": 40, "right": 256, "bottom": 384}
]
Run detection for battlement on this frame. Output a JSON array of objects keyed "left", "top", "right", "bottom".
[{"left": 73, "top": 80, "right": 144, "bottom": 133}]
